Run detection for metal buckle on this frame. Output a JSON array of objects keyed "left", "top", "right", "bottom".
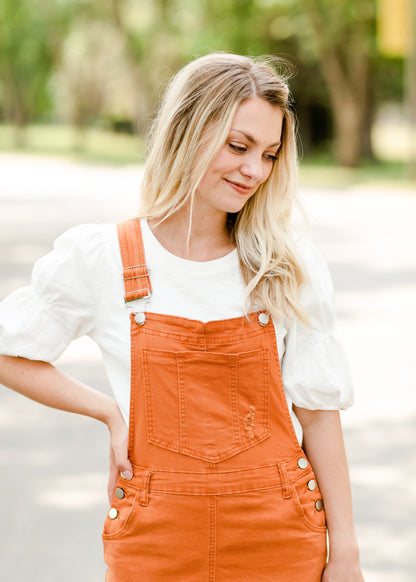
[
  {"left": 123, "top": 273, "right": 150, "bottom": 281},
  {"left": 124, "top": 288, "right": 151, "bottom": 303},
  {"left": 122, "top": 264, "right": 151, "bottom": 279},
  {"left": 123, "top": 263, "right": 152, "bottom": 302}
]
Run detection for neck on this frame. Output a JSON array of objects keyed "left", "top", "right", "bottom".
[{"left": 148, "top": 206, "right": 235, "bottom": 262}]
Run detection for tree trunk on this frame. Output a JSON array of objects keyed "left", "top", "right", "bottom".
[
  {"left": 303, "top": 0, "right": 374, "bottom": 167},
  {"left": 320, "top": 51, "right": 370, "bottom": 167},
  {"left": 13, "top": 123, "right": 27, "bottom": 149},
  {"left": 72, "top": 125, "right": 86, "bottom": 152},
  {"left": 109, "top": 0, "right": 152, "bottom": 130},
  {"left": 331, "top": 94, "right": 364, "bottom": 167},
  {"left": 4, "top": 80, "right": 28, "bottom": 148}
]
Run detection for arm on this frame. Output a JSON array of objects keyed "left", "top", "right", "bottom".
[
  {"left": 293, "top": 406, "right": 364, "bottom": 582},
  {"left": 0, "top": 355, "right": 132, "bottom": 501}
]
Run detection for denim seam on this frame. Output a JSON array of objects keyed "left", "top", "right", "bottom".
[{"left": 208, "top": 496, "right": 217, "bottom": 582}]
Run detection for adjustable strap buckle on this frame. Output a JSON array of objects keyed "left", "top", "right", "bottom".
[
  {"left": 122, "top": 263, "right": 152, "bottom": 303},
  {"left": 117, "top": 219, "right": 153, "bottom": 303}
]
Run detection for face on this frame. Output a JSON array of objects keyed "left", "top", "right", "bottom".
[{"left": 195, "top": 97, "right": 284, "bottom": 217}]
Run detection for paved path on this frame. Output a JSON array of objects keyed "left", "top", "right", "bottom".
[{"left": 0, "top": 153, "right": 415, "bottom": 581}]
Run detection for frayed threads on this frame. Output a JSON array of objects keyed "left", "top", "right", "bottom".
[{"left": 243, "top": 405, "right": 256, "bottom": 439}]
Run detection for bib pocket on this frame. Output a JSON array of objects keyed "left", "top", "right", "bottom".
[{"left": 142, "top": 347, "right": 271, "bottom": 462}]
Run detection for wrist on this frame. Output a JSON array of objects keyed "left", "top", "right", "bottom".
[
  {"left": 328, "top": 534, "right": 360, "bottom": 561},
  {"left": 100, "top": 397, "right": 122, "bottom": 429}
]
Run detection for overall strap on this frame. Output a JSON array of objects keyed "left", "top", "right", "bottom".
[{"left": 117, "top": 219, "right": 152, "bottom": 302}]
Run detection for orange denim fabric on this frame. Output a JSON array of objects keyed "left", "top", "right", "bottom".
[{"left": 102, "top": 220, "right": 327, "bottom": 581}]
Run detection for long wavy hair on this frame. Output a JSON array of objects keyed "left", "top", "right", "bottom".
[{"left": 138, "top": 52, "right": 308, "bottom": 323}]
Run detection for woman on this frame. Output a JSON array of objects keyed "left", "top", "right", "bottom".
[{"left": 0, "top": 53, "right": 364, "bottom": 581}]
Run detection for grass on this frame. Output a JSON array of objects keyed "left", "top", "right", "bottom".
[
  {"left": 0, "top": 124, "right": 144, "bottom": 166},
  {"left": 0, "top": 122, "right": 415, "bottom": 189},
  {"left": 299, "top": 154, "right": 411, "bottom": 190}
]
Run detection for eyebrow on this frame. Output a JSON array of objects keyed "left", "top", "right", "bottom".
[{"left": 231, "top": 129, "right": 281, "bottom": 149}]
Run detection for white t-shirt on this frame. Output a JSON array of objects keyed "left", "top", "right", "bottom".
[{"left": 0, "top": 219, "right": 354, "bottom": 443}]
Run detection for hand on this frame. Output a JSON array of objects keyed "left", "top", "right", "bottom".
[
  {"left": 106, "top": 403, "right": 133, "bottom": 503},
  {"left": 322, "top": 557, "right": 365, "bottom": 581}
]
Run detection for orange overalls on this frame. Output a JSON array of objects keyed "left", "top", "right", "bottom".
[{"left": 102, "top": 219, "right": 327, "bottom": 581}]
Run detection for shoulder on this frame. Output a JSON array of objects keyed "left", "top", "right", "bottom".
[
  {"left": 281, "top": 235, "right": 354, "bottom": 409},
  {"left": 292, "top": 234, "right": 336, "bottom": 323},
  {"left": 294, "top": 234, "right": 332, "bottom": 284},
  {"left": 48, "top": 223, "right": 120, "bottom": 272},
  {"left": 31, "top": 223, "right": 120, "bottom": 298},
  {"left": 52, "top": 222, "right": 117, "bottom": 253}
]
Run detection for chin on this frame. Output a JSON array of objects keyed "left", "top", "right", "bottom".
[
  {"left": 227, "top": 202, "right": 249, "bottom": 214},
  {"left": 219, "top": 198, "right": 249, "bottom": 214}
]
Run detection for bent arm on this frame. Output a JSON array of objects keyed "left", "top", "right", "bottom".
[
  {"left": 0, "top": 354, "right": 116, "bottom": 423},
  {"left": 293, "top": 407, "right": 364, "bottom": 580},
  {"left": 0, "top": 355, "right": 132, "bottom": 500}
]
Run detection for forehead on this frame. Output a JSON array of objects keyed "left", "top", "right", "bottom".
[{"left": 230, "top": 97, "right": 284, "bottom": 146}]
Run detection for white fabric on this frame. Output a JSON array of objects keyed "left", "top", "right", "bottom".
[{"left": 0, "top": 220, "right": 354, "bottom": 443}]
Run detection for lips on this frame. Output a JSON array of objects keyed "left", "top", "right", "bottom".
[{"left": 224, "top": 178, "right": 254, "bottom": 195}]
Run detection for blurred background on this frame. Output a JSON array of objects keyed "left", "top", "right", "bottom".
[
  {"left": 0, "top": 0, "right": 415, "bottom": 175},
  {"left": 0, "top": 1, "right": 415, "bottom": 581}
]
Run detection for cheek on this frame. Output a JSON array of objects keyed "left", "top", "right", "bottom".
[
  {"left": 261, "top": 163, "right": 274, "bottom": 184},
  {"left": 202, "top": 158, "right": 229, "bottom": 185}
]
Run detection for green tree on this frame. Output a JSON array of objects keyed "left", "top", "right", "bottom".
[
  {"left": 186, "top": 0, "right": 379, "bottom": 167},
  {"left": 0, "top": 0, "right": 55, "bottom": 145},
  {"left": 52, "top": 19, "right": 134, "bottom": 150},
  {"left": 106, "top": 0, "right": 202, "bottom": 131},
  {"left": 0, "top": 0, "right": 400, "bottom": 168},
  {"left": 301, "top": 0, "right": 376, "bottom": 166}
]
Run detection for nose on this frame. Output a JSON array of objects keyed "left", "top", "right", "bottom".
[{"left": 240, "top": 153, "right": 265, "bottom": 183}]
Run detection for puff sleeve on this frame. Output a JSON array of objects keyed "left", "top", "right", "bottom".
[
  {"left": 281, "top": 238, "right": 354, "bottom": 410},
  {"left": 0, "top": 224, "right": 105, "bottom": 362}
]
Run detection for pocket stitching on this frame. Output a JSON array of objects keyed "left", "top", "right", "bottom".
[
  {"left": 291, "top": 483, "right": 327, "bottom": 533},
  {"left": 102, "top": 487, "right": 142, "bottom": 539},
  {"left": 142, "top": 348, "right": 271, "bottom": 462}
]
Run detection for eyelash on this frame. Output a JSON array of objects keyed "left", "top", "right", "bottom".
[{"left": 228, "top": 143, "right": 278, "bottom": 162}]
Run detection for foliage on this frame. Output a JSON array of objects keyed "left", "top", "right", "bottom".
[
  {"left": 51, "top": 21, "right": 133, "bottom": 125},
  {"left": 0, "top": 1, "right": 54, "bottom": 133},
  {"left": 0, "top": 0, "right": 407, "bottom": 164}
]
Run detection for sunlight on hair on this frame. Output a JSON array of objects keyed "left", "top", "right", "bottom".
[{"left": 138, "top": 52, "right": 309, "bottom": 323}]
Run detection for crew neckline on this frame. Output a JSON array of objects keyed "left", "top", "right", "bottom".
[{"left": 141, "top": 219, "right": 238, "bottom": 267}]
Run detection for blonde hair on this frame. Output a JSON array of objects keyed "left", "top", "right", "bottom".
[{"left": 138, "top": 52, "right": 308, "bottom": 323}]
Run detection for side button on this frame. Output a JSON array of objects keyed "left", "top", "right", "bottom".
[
  {"left": 115, "top": 487, "right": 126, "bottom": 499},
  {"left": 108, "top": 507, "right": 118, "bottom": 519},
  {"left": 297, "top": 457, "right": 308, "bottom": 469}
]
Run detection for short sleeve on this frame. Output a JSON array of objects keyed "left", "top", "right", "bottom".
[
  {"left": 281, "top": 238, "right": 354, "bottom": 410},
  {"left": 0, "top": 224, "right": 106, "bottom": 362}
]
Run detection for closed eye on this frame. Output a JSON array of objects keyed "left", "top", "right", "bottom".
[
  {"left": 229, "top": 143, "right": 247, "bottom": 153},
  {"left": 229, "top": 142, "right": 278, "bottom": 162},
  {"left": 263, "top": 153, "right": 278, "bottom": 162}
]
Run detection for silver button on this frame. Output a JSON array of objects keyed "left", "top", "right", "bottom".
[
  {"left": 115, "top": 487, "right": 125, "bottom": 499},
  {"left": 108, "top": 507, "right": 118, "bottom": 519},
  {"left": 307, "top": 479, "right": 316, "bottom": 491},
  {"left": 315, "top": 499, "right": 324, "bottom": 511},
  {"left": 297, "top": 457, "right": 308, "bottom": 469},
  {"left": 258, "top": 312, "right": 270, "bottom": 326},
  {"left": 135, "top": 312, "right": 146, "bottom": 325}
]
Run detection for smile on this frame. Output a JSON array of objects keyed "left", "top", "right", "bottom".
[{"left": 224, "top": 179, "right": 253, "bottom": 195}]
